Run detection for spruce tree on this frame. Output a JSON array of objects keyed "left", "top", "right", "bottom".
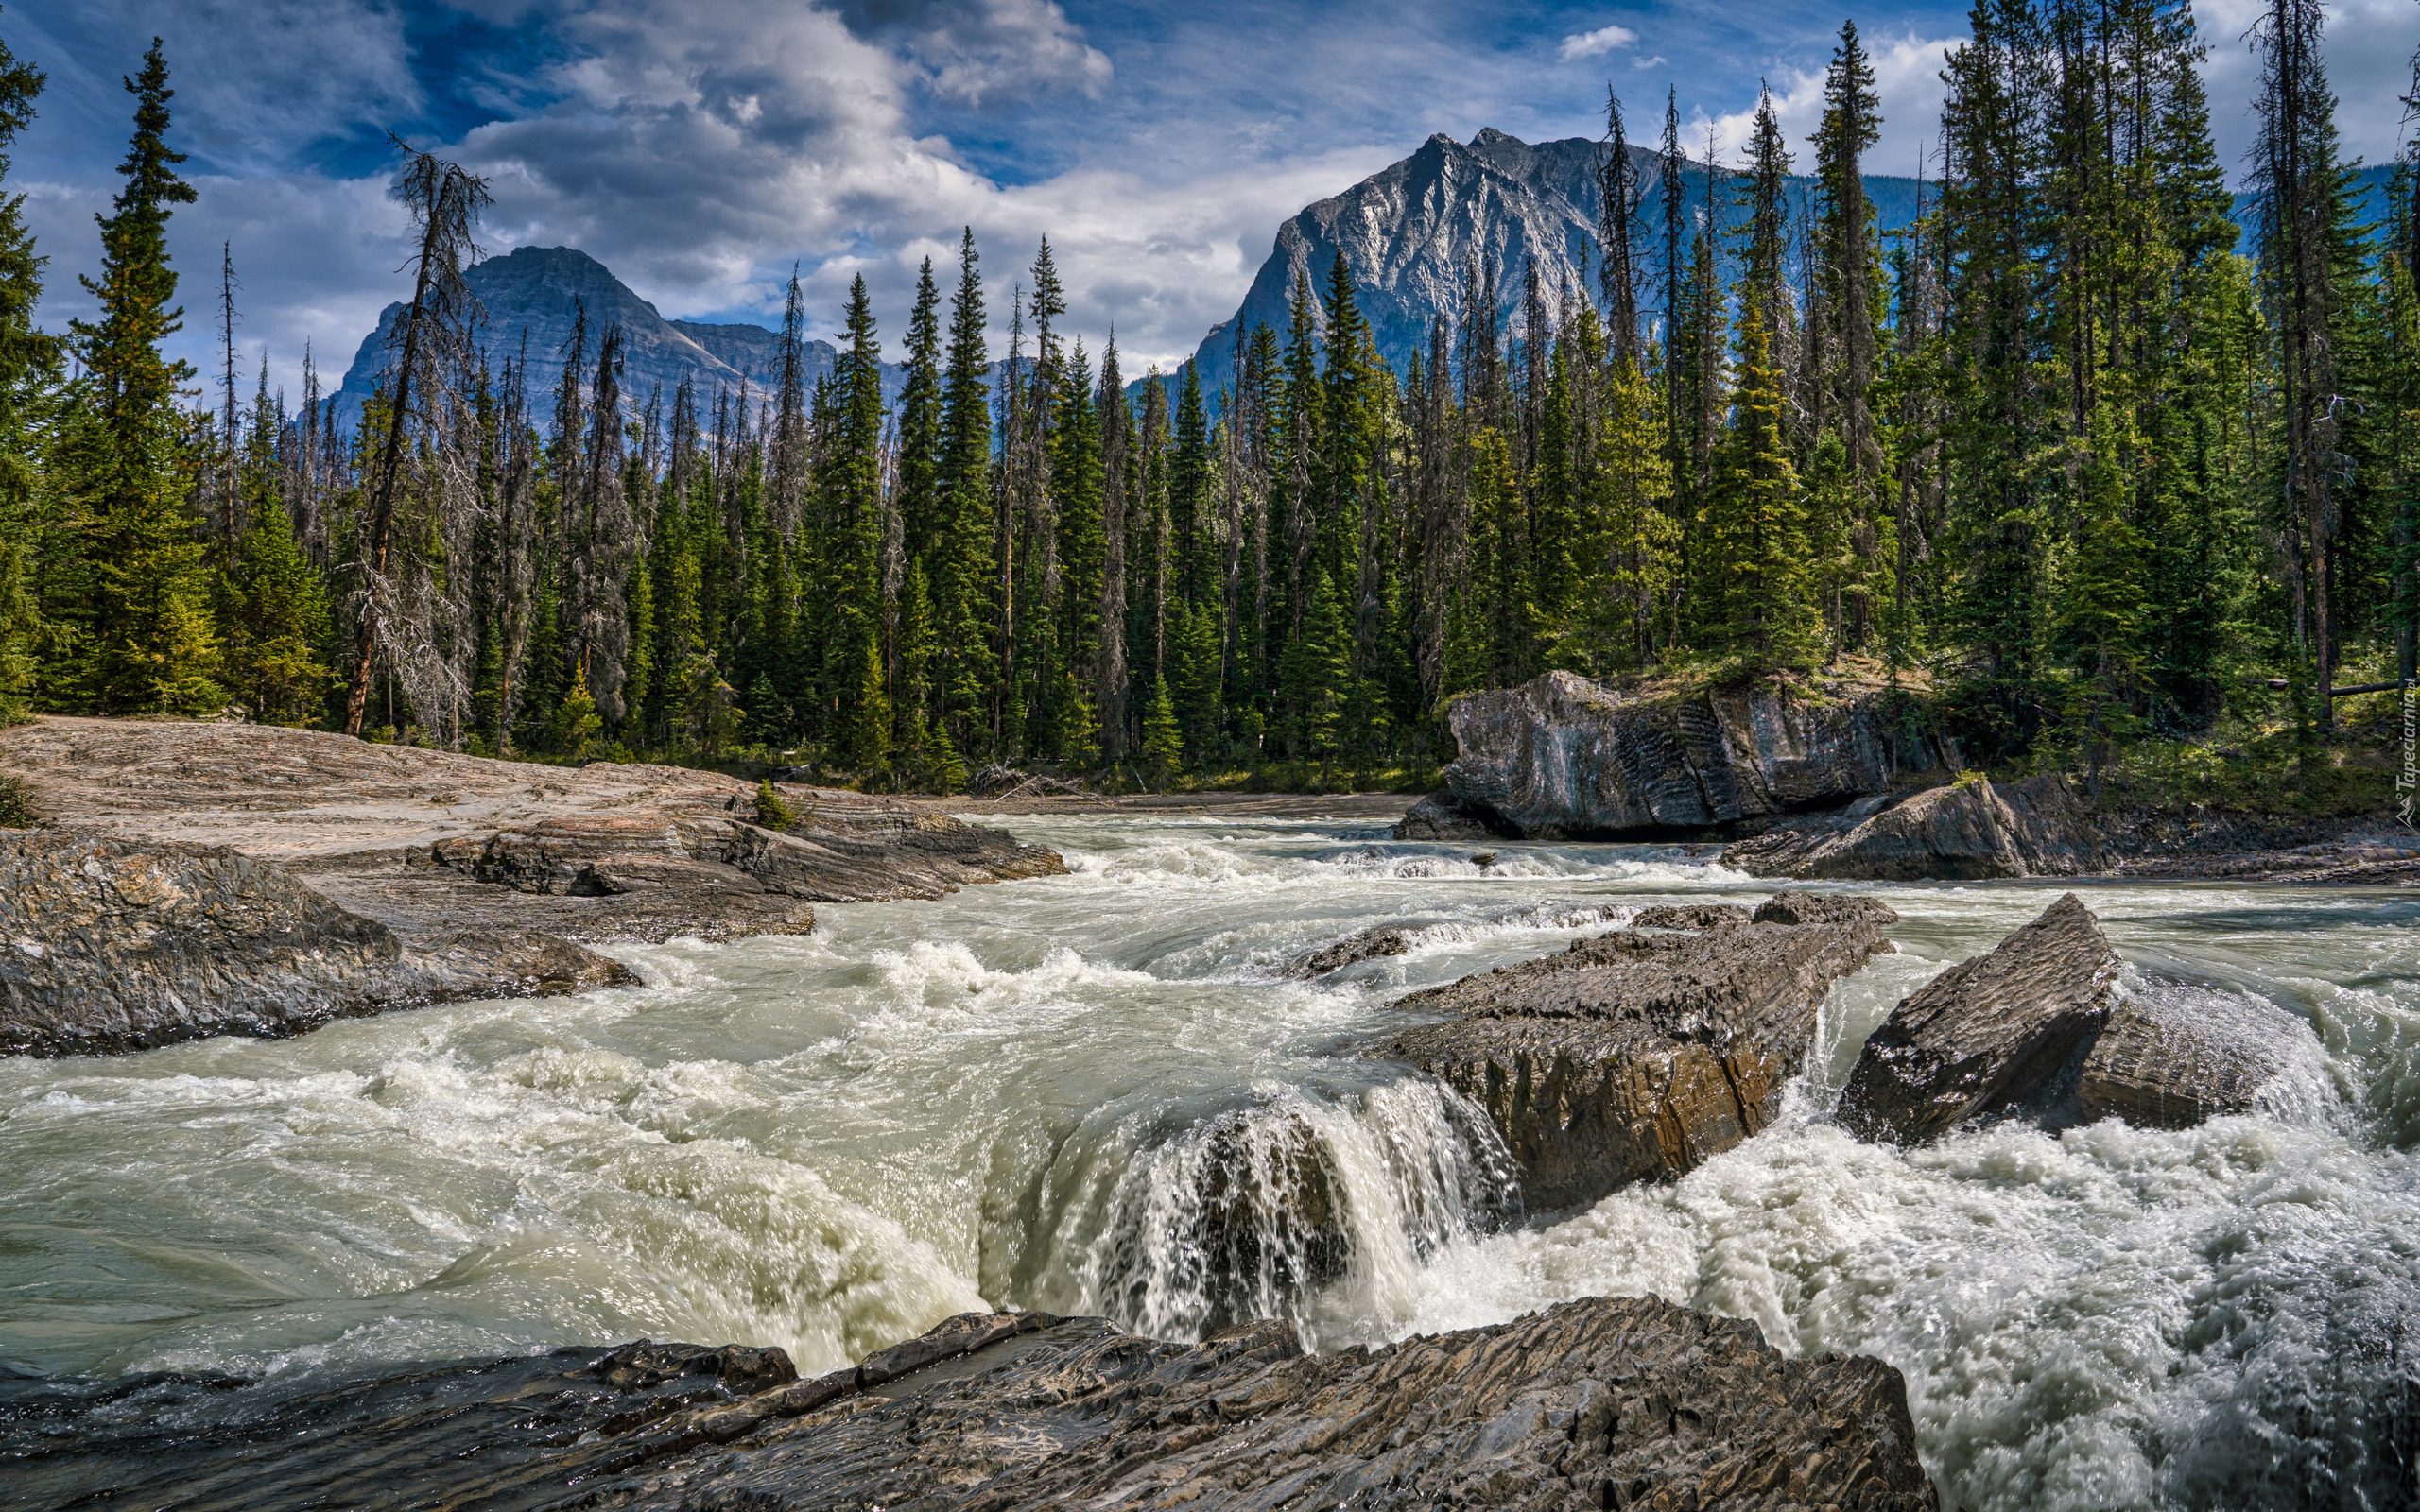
[
  {"left": 63, "top": 41, "right": 219, "bottom": 715},
  {"left": 0, "top": 19, "right": 50, "bottom": 722}
]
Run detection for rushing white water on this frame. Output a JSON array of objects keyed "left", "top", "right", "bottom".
[{"left": 4, "top": 813, "right": 2418, "bottom": 1508}]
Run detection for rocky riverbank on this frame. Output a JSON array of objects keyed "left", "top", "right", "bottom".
[
  {"left": 0, "top": 717, "right": 1063, "bottom": 1055},
  {"left": 1406, "top": 670, "right": 2420, "bottom": 884},
  {"left": 2, "top": 1298, "right": 1938, "bottom": 1511}
]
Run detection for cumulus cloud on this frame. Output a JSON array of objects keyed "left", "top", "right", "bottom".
[
  {"left": 1559, "top": 23, "right": 1639, "bottom": 61},
  {"left": 1687, "top": 29, "right": 1960, "bottom": 180},
  {"left": 838, "top": 0, "right": 1111, "bottom": 106}
]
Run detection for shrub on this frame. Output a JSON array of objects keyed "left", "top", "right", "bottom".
[
  {"left": 0, "top": 771, "right": 34, "bottom": 828},
  {"left": 752, "top": 778, "right": 795, "bottom": 831}
]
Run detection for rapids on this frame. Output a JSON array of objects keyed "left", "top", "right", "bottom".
[{"left": 4, "top": 812, "right": 2418, "bottom": 1508}]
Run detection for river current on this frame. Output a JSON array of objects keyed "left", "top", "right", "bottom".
[{"left": 6, "top": 812, "right": 2420, "bottom": 1507}]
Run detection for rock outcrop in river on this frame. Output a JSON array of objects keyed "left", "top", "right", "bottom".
[
  {"left": 1367, "top": 894, "right": 1896, "bottom": 1211},
  {"left": 0, "top": 716, "right": 1063, "bottom": 1054},
  {"left": 1723, "top": 774, "right": 2101, "bottom": 881},
  {"left": 1839, "top": 893, "right": 2299, "bottom": 1140},
  {"left": 5, "top": 1300, "right": 1939, "bottom": 1511},
  {"left": 1414, "top": 668, "right": 1942, "bottom": 841}
]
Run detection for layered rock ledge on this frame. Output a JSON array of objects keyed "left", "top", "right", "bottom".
[
  {"left": 0, "top": 716, "right": 1063, "bottom": 1053},
  {"left": 3, "top": 1299, "right": 1939, "bottom": 1511},
  {"left": 1365, "top": 893, "right": 1896, "bottom": 1211}
]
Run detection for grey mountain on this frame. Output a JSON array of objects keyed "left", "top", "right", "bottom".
[
  {"left": 1172, "top": 125, "right": 2395, "bottom": 406},
  {"left": 1169, "top": 126, "right": 1939, "bottom": 405},
  {"left": 334, "top": 245, "right": 907, "bottom": 424}
]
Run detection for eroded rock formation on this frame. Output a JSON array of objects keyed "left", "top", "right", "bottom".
[
  {"left": 1631, "top": 902, "right": 1753, "bottom": 930},
  {"left": 4, "top": 1301, "right": 1939, "bottom": 1512},
  {"left": 1436, "top": 669, "right": 1941, "bottom": 840},
  {"left": 1839, "top": 894, "right": 2120, "bottom": 1143},
  {"left": 0, "top": 831, "right": 632, "bottom": 1056},
  {"left": 1839, "top": 894, "right": 2306, "bottom": 1141},
  {"left": 0, "top": 717, "right": 1064, "bottom": 1053},
  {"left": 1366, "top": 900, "right": 1897, "bottom": 1211},
  {"left": 1725, "top": 774, "right": 2100, "bottom": 881},
  {"left": 1392, "top": 788, "right": 1503, "bottom": 840}
]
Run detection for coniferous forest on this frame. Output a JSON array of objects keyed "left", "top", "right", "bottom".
[{"left": 1, "top": 4, "right": 2416, "bottom": 801}]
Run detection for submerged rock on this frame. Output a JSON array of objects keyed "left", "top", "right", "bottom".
[
  {"left": 1839, "top": 893, "right": 2121, "bottom": 1143},
  {"left": 1366, "top": 901, "right": 1897, "bottom": 1211},
  {"left": 1293, "top": 924, "right": 1418, "bottom": 977},
  {"left": 0, "top": 831, "right": 631, "bottom": 1057},
  {"left": 1726, "top": 774, "right": 2100, "bottom": 882},
  {"left": 1440, "top": 668, "right": 1942, "bottom": 839},
  {"left": 6, "top": 1301, "right": 1937, "bottom": 1511}
]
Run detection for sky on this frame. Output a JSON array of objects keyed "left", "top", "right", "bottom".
[{"left": 9, "top": 0, "right": 2416, "bottom": 404}]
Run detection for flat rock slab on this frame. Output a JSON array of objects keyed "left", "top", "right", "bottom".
[
  {"left": 1839, "top": 894, "right": 2121, "bottom": 1143},
  {"left": 0, "top": 831, "right": 631, "bottom": 1057},
  {"left": 1367, "top": 900, "right": 1896, "bottom": 1211},
  {"left": 1632, "top": 901, "right": 1754, "bottom": 930},
  {"left": 2, "top": 1299, "right": 1938, "bottom": 1511},
  {"left": 0, "top": 716, "right": 1064, "bottom": 947}
]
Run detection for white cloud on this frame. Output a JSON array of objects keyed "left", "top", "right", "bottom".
[
  {"left": 1686, "top": 29, "right": 1960, "bottom": 180},
  {"left": 1559, "top": 24, "right": 1639, "bottom": 62},
  {"left": 1633, "top": 55, "right": 1667, "bottom": 70}
]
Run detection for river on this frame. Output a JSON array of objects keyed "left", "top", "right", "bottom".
[{"left": 4, "top": 811, "right": 2417, "bottom": 1508}]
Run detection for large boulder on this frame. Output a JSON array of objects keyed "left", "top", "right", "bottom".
[
  {"left": 1440, "top": 669, "right": 1942, "bottom": 839},
  {"left": 1367, "top": 900, "right": 1897, "bottom": 1211},
  {"left": 0, "top": 831, "right": 631, "bottom": 1057},
  {"left": 1839, "top": 894, "right": 2120, "bottom": 1143},
  {"left": 1840, "top": 894, "right": 2313, "bottom": 1141},
  {"left": 1727, "top": 774, "right": 2100, "bottom": 881},
  {"left": 7, "top": 1301, "right": 1939, "bottom": 1511}
]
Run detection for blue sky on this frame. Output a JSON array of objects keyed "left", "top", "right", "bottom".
[{"left": 9, "top": 0, "right": 2415, "bottom": 400}]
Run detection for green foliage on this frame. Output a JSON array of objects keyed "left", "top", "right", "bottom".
[
  {"left": 0, "top": 768, "right": 31, "bottom": 826},
  {"left": 752, "top": 778, "right": 794, "bottom": 831},
  {"left": 1140, "top": 675, "right": 1182, "bottom": 787}
]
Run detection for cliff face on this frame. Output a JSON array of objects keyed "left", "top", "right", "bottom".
[{"left": 1439, "top": 670, "right": 1942, "bottom": 840}]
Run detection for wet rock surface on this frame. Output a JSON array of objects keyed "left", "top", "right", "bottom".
[
  {"left": 1838, "top": 893, "right": 2320, "bottom": 1140},
  {"left": 0, "top": 831, "right": 631, "bottom": 1057},
  {"left": 2078, "top": 998, "right": 2273, "bottom": 1129},
  {"left": 1440, "top": 669, "right": 1942, "bottom": 839},
  {"left": 1839, "top": 894, "right": 2123, "bottom": 1143},
  {"left": 1294, "top": 924, "right": 1418, "bottom": 977},
  {"left": 1365, "top": 898, "right": 1897, "bottom": 1211},
  {"left": 1391, "top": 788, "right": 1505, "bottom": 840},
  {"left": 1631, "top": 901, "right": 1753, "bottom": 930},
  {"left": 7, "top": 1300, "right": 1936, "bottom": 1511}
]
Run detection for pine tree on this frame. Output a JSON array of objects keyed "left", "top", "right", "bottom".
[
  {"left": 935, "top": 229, "right": 995, "bottom": 756},
  {"left": 1139, "top": 675, "right": 1183, "bottom": 786},
  {"left": 1700, "top": 290, "right": 1820, "bottom": 668},
  {"left": 0, "top": 20, "right": 51, "bottom": 722},
  {"left": 897, "top": 256, "right": 943, "bottom": 570},
  {"left": 59, "top": 43, "right": 220, "bottom": 715}
]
